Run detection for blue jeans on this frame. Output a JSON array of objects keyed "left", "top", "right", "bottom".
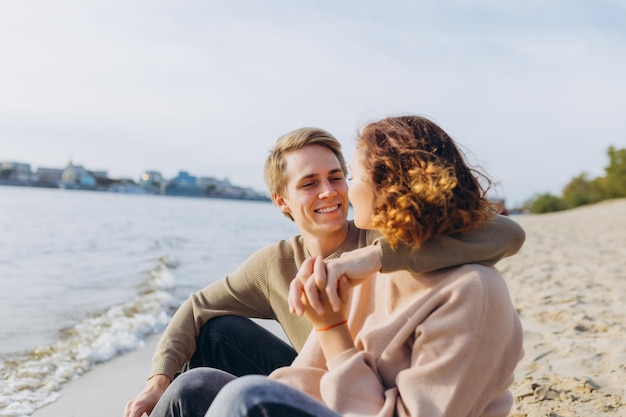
[
  {"left": 151, "top": 316, "right": 298, "bottom": 417},
  {"left": 205, "top": 375, "right": 341, "bottom": 417}
]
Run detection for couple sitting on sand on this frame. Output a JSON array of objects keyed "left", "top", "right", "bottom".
[{"left": 125, "top": 115, "right": 525, "bottom": 417}]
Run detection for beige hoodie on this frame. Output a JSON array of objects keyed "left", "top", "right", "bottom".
[{"left": 270, "top": 264, "right": 524, "bottom": 417}]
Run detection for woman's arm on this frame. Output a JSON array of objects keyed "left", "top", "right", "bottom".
[{"left": 376, "top": 214, "right": 525, "bottom": 273}]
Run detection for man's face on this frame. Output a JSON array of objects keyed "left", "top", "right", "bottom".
[{"left": 274, "top": 145, "right": 349, "bottom": 237}]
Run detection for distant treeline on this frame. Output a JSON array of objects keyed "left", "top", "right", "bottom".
[{"left": 524, "top": 146, "right": 626, "bottom": 213}]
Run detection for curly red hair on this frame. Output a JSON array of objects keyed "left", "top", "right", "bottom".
[{"left": 357, "top": 115, "right": 500, "bottom": 249}]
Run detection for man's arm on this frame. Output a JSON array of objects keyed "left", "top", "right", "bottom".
[
  {"left": 124, "top": 241, "right": 298, "bottom": 417},
  {"left": 376, "top": 214, "right": 525, "bottom": 273},
  {"left": 311, "top": 215, "right": 524, "bottom": 312},
  {"left": 123, "top": 277, "right": 263, "bottom": 417}
]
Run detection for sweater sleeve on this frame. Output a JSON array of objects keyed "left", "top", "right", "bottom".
[
  {"left": 269, "top": 332, "right": 329, "bottom": 401},
  {"left": 150, "top": 240, "right": 305, "bottom": 380},
  {"left": 320, "top": 267, "right": 523, "bottom": 417},
  {"left": 377, "top": 215, "right": 525, "bottom": 274}
]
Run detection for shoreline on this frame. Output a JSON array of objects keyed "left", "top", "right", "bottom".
[
  {"left": 31, "top": 200, "right": 626, "bottom": 417},
  {"left": 31, "top": 320, "right": 288, "bottom": 417},
  {"left": 31, "top": 334, "right": 161, "bottom": 417}
]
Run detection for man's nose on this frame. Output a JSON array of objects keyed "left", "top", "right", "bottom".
[{"left": 319, "top": 180, "right": 338, "bottom": 198}]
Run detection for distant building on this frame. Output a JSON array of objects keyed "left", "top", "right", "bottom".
[
  {"left": 60, "top": 161, "right": 97, "bottom": 189},
  {"left": 91, "top": 170, "right": 109, "bottom": 180},
  {"left": 35, "top": 167, "right": 64, "bottom": 186},
  {"left": 1, "top": 159, "right": 269, "bottom": 201},
  {"left": 139, "top": 170, "right": 163, "bottom": 194},
  {"left": 198, "top": 176, "right": 231, "bottom": 196},
  {"left": 164, "top": 171, "right": 204, "bottom": 197},
  {"left": 0, "top": 161, "right": 32, "bottom": 182}
]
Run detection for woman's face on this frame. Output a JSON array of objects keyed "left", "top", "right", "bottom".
[{"left": 348, "top": 148, "right": 375, "bottom": 230}]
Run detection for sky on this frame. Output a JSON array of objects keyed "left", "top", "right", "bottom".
[{"left": 1, "top": 0, "right": 625, "bottom": 207}]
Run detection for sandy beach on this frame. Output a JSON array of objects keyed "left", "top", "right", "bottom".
[
  {"left": 31, "top": 199, "right": 626, "bottom": 417},
  {"left": 501, "top": 199, "right": 626, "bottom": 416}
]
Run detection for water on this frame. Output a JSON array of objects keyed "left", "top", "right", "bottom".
[{"left": 0, "top": 186, "right": 299, "bottom": 416}]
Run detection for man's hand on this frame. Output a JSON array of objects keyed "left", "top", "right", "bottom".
[
  {"left": 322, "top": 245, "right": 381, "bottom": 311},
  {"left": 289, "top": 257, "right": 350, "bottom": 326},
  {"left": 124, "top": 374, "right": 171, "bottom": 417}
]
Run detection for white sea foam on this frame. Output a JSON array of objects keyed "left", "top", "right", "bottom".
[{"left": 0, "top": 261, "right": 175, "bottom": 417}]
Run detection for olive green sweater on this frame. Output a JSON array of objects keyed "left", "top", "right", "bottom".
[{"left": 151, "top": 215, "right": 524, "bottom": 380}]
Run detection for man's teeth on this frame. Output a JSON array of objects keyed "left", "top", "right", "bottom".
[{"left": 317, "top": 205, "right": 339, "bottom": 213}]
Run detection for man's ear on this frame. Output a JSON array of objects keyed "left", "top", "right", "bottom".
[{"left": 273, "top": 194, "right": 291, "bottom": 215}]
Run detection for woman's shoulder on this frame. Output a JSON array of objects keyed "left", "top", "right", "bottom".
[
  {"left": 430, "top": 264, "right": 512, "bottom": 305},
  {"left": 411, "top": 265, "right": 519, "bottom": 342}
]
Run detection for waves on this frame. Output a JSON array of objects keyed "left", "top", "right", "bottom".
[
  {"left": 0, "top": 187, "right": 300, "bottom": 416},
  {"left": 0, "top": 257, "right": 178, "bottom": 417}
]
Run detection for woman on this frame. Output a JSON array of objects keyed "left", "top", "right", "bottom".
[{"left": 205, "top": 115, "right": 524, "bottom": 417}]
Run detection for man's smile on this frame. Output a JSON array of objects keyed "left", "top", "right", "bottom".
[{"left": 315, "top": 204, "right": 341, "bottom": 214}]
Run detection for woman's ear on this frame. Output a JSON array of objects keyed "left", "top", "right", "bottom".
[{"left": 273, "top": 194, "right": 291, "bottom": 215}]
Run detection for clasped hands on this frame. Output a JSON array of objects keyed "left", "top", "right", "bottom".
[{"left": 288, "top": 244, "right": 382, "bottom": 329}]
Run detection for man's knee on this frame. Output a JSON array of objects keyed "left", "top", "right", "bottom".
[
  {"left": 167, "top": 368, "right": 235, "bottom": 399},
  {"left": 153, "top": 369, "right": 235, "bottom": 417},
  {"left": 166, "top": 369, "right": 212, "bottom": 398}
]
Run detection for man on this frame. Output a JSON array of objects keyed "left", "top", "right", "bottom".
[{"left": 124, "top": 127, "right": 524, "bottom": 417}]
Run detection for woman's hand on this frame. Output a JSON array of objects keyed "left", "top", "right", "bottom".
[
  {"left": 313, "top": 245, "right": 382, "bottom": 312},
  {"left": 289, "top": 257, "right": 351, "bottom": 329}
]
